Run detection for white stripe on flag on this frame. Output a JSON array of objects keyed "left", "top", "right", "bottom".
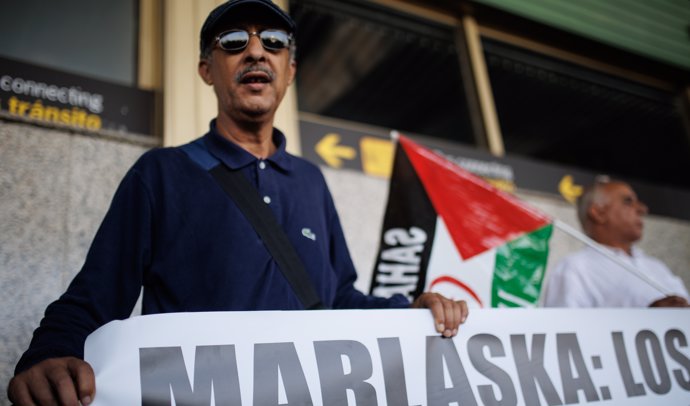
[{"left": 425, "top": 217, "right": 495, "bottom": 308}]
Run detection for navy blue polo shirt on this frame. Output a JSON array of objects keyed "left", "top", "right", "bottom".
[{"left": 16, "top": 121, "right": 409, "bottom": 373}]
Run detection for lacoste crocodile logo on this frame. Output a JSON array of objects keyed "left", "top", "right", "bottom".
[{"left": 301, "top": 228, "right": 316, "bottom": 241}]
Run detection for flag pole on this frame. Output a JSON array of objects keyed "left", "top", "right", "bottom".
[{"left": 553, "top": 219, "right": 672, "bottom": 296}]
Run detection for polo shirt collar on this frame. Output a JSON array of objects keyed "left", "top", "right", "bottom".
[{"left": 202, "top": 120, "right": 293, "bottom": 171}]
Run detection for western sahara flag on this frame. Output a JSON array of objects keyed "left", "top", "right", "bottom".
[{"left": 370, "top": 135, "right": 553, "bottom": 308}]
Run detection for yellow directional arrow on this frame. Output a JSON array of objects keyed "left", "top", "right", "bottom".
[
  {"left": 559, "top": 175, "right": 583, "bottom": 204},
  {"left": 315, "top": 133, "right": 357, "bottom": 168}
]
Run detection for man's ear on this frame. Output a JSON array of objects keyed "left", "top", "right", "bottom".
[
  {"left": 198, "top": 59, "right": 213, "bottom": 85},
  {"left": 588, "top": 203, "right": 608, "bottom": 225}
]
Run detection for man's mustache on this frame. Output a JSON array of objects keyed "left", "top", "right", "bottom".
[{"left": 235, "top": 65, "right": 275, "bottom": 83}]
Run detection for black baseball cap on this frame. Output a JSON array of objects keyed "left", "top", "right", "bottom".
[{"left": 200, "top": 0, "right": 296, "bottom": 54}]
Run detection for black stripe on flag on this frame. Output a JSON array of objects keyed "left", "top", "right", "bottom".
[{"left": 369, "top": 142, "right": 436, "bottom": 301}]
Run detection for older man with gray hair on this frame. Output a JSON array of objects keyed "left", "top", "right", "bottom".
[{"left": 543, "top": 176, "right": 689, "bottom": 308}]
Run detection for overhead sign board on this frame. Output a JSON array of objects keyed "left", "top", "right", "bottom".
[
  {"left": 299, "top": 114, "right": 690, "bottom": 221},
  {"left": 0, "top": 56, "right": 155, "bottom": 135}
]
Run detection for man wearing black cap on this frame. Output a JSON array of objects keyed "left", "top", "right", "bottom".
[{"left": 8, "top": 1, "right": 468, "bottom": 404}]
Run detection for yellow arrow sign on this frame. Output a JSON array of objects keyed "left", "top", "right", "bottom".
[
  {"left": 559, "top": 175, "right": 583, "bottom": 204},
  {"left": 315, "top": 133, "right": 357, "bottom": 168}
]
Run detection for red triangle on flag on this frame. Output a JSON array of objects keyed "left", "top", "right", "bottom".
[{"left": 399, "top": 135, "right": 551, "bottom": 260}]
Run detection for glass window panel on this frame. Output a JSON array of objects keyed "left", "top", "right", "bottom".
[
  {"left": 0, "top": 0, "right": 138, "bottom": 86},
  {"left": 291, "top": 0, "right": 474, "bottom": 145},
  {"left": 483, "top": 38, "right": 690, "bottom": 191}
]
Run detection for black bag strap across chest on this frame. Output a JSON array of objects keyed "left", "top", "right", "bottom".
[{"left": 182, "top": 138, "right": 325, "bottom": 310}]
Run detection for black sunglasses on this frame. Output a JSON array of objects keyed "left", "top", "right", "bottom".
[{"left": 215, "top": 29, "right": 292, "bottom": 52}]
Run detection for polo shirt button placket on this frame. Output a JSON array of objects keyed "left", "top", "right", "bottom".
[{"left": 258, "top": 160, "right": 270, "bottom": 204}]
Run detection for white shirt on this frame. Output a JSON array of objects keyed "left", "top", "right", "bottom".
[{"left": 542, "top": 246, "right": 689, "bottom": 307}]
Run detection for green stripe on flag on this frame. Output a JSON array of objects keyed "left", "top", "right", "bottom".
[{"left": 492, "top": 224, "right": 553, "bottom": 307}]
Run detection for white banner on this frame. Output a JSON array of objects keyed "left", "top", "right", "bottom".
[{"left": 84, "top": 309, "right": 690, "bottom": 405}]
